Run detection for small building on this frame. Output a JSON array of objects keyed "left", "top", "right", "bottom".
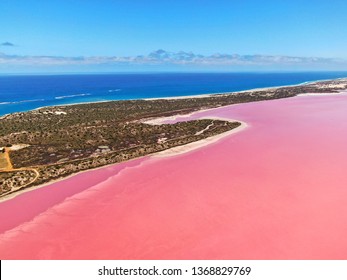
[{"left": 95, "top": 146, "right": 111, "bottom": 154}]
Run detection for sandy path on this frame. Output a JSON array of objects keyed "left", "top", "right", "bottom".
[{"left": 2, "top": 94, "right": 347, "bottom": 259}]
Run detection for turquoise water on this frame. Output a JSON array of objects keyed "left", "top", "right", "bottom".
[{"left": 1, "top": 72, "right": 347, "bottom": 116}]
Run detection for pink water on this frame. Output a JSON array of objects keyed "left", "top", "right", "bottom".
[{"left": 1, "top": 94, "right": 347, "bottom": 259}]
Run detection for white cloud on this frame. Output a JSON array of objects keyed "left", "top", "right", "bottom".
[{"left": 0, "top": 50, "right": 345, "bottom": 68}]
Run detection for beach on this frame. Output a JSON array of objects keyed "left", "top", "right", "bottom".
[
  {"left": 2, "top": 72, "right": 347, "bottom": 117},
  {"left": 1, "top": 92, "right": 347, "bottom": 259}
]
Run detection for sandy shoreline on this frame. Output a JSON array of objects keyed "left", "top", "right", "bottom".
[
  {"left": 154, "top": 119, "right": 247, "bottom": 158},
  {"left": 2, "top": 76, "right": 346, "bottom": 118},
  {"left": 0, "top": 158, "right": 142, "bottom": 203},
  {"left": 142, "top": 77, "right": 347, "bottom": 101},
  {"left": 1, "top": 77, "right": 347, "bottom": 202},
  {"left": 4, "top": 91, "right": 347, "bottom": 258},
  {"left": 0, "top": 109, "right": 246, "bottom": 203},
  {"left": 143, "top": 93, "right": 215, "bottom": 100},
  {"left": 297, "top": 90, "right": 347, "bottom": 97},
  {"left": 142, "top": 111, "right": 248, "bottom": 157}
]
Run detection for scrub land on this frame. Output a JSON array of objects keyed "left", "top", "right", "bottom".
[{"left": 1, "top": 78, "right": 346, "bottom": 198}]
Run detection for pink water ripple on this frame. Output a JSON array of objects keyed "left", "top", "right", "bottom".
[{"left": 1, "top": 94, "right": 347, "bottom": 259}]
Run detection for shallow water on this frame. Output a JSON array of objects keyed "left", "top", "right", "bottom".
[
  {"left": 2, "top": 72, "right": 347, "bottom": 116},
  {"left": 1, "top": 94, "right": 347, "bottom": 259}
]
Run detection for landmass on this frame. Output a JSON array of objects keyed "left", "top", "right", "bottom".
[{"left": 1, "top": 78, "right": 346, "bottom": 198}]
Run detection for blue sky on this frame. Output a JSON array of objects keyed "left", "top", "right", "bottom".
[{"left": 1, "top": 0, "right": 347, "bottom": 72}]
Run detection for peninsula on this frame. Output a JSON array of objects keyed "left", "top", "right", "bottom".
[{"left": 1, "top": 78, "right": 346, "bottom": 199}]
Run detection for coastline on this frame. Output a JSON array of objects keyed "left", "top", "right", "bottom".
[
  {"left": 0, "top": 110, "right": 246, "bottom": 203},
  {"left": 1, "top": 76, "right": 347, "bottom": 203},
  {"left": 296, "top": 90, "right": 347, "bottom": 97},
  {"left": 153, "top": 118, "right": 247, "bottom": 158},
  {"left": 4, "top": 90, "right": 347, "bottom": 258},
  {"left": 0, "top": 155, "right": 149, "bottom": 203},
  {"left": 1, "top": 76, "right": 346, "bottom": 118},
  {"left": 68, "top": 76, "right": 347, "bottom": 103}
]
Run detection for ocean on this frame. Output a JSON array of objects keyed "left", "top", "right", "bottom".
[{"left": 1, "top": 72, "right": 347, "bottom": 116}]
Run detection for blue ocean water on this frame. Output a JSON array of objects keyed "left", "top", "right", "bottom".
[{"left": 1, "top": 72, "right": 347, "bottom": 116}]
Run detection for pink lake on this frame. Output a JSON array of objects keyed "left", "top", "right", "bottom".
[{"left": 1, "top": 94, "right": 347, "bottom": 259}]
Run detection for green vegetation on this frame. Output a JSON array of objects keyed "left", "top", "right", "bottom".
[
  {"left": 0, "top": 78, "right": 346, "bottom": 198},
  {"left": 0, "top": 170, "right": 37, "bottom": 195}
]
